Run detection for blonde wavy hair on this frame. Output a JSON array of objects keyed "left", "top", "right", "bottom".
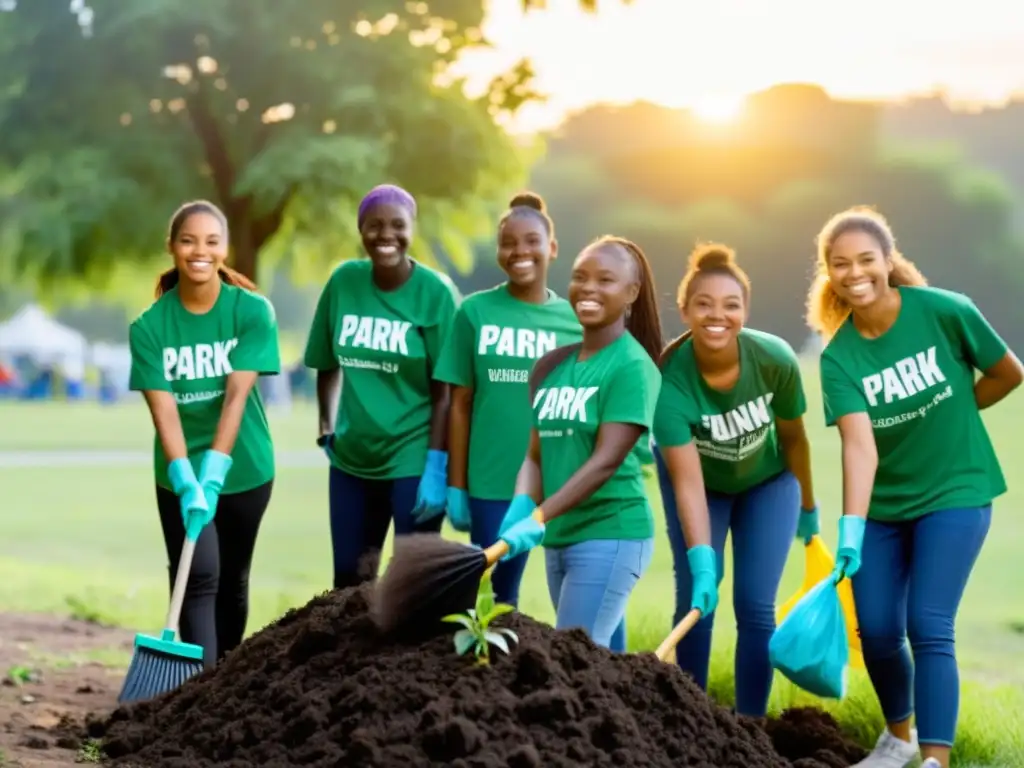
[{"left": 805, "top": 206, "right": 927, "bottom": 339}]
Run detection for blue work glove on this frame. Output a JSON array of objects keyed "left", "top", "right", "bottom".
[
  {"left": 446, "top": 487, "right": 472, "bottom": 533},
  {"left": 412, "top": 449, "right": 448, "bottom": 524},
  {"left": 168, "top": 457, "right": 210, "bottom": 539},
  {"left": 686, "top": 544, "right": 719, "bottom": 616},
  {"left": 498, "top": 516, "right": 545, "bottom": 561},
  {"left": 497, "top": 494, "right": 539, "bottom": 539},
  {"left": 833, "top": 514, "right": 866, "bottom": 582},
  {"left": 196, "top": 449, "right": 232, "bottom": 533},
  {"left": 796, "top": 505, "right": 820, "bottom": 545}
]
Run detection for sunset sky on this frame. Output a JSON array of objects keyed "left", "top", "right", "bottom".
[{"left": 453, "top": 0, "right": 1024, "bottom": 132}]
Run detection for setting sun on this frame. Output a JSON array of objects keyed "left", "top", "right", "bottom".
[
  {"left": 453, "top": 0, "right": 1024, "bottom": 134},
  {"left": 690, "top": 94, "right": 746, "bottom": 123}
]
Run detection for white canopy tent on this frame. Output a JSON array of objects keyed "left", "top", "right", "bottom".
[{"left": 0, "top": 304, "right": 88, "bottom": 370}]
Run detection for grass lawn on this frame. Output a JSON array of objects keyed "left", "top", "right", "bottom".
[{"left": 1, "top": 366, "right": 1023, "bottom": 766}]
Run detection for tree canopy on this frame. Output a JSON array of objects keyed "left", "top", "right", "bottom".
[{"left": 0, "top": 0, "right": 547, "bottom": 290}]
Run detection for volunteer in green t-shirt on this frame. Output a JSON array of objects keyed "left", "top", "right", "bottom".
[
  {"left": 433, "top": 191, "right": 581, "bottom": 610},
  {"left": 650, "top": 243, "right": 818, "bottom": 717},
  {"left": 128, "top": 200, "right": 281, "bottom": 668},
  {"left": 303, "top": 184, "right": 461, "bottom": 590},
  {"left": 494, "top": 235, "right": 663, "bottom": 650},
  {"left": 807, "top": 206, "right": 1023, "bottom": 768}
]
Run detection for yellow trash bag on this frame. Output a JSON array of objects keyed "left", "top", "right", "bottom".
[{"left": 777, "top": 535, "right": 864, "bottom": 669}]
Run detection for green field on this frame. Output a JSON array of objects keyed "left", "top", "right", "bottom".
[{"left": 2, "top": 366, "right": 1023, "bottom": 766}]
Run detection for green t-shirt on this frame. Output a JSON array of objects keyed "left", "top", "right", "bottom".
[
  {"left": 533, "top": 332, "right": 662, "bottom": 547},
  {"left": 128, "top": 283, "right": 281, "bottom": 495},
  {"left": 652, "top": 328, "right": 806, "bottom": 495},
  {"left": 303, "top": 259, "right": 461, "bottom": 480},
  {"left": 433, "top": 284, "right": 582, "bottom": 500},
  {"left": 820, "top": 286, "right": 1008, "bottom": 522}
]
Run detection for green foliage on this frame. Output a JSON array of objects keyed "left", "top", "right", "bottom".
[
  {"left": 0, "top": 0, "right": 537, "bottom": 288},
  {"left": 76, "top": 739, "right": 103, "bottom": 763},
  {"left": 441, "top": 571, "right": 519, "bottom": 665}
]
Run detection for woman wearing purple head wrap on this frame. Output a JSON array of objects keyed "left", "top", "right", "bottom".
[{"left": 303, "top": 184, "right": 462, "bottom": 590}]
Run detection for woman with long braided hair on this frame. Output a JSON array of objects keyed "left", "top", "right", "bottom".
[{"left": 494, "top": 235, "right": 664, "bottom": 649}]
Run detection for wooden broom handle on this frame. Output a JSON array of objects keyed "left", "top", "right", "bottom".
[
  {"left": 482, "top": 507, "right": 546, "bottom": 567},
  {"left": 654, "top": 608, "right": 702, "bottom": 662},
  {"left": 165, "top": 534, "right": 198, "bottom": 636}
]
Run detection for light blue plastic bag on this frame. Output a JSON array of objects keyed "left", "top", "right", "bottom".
[{"left": 768, "top": 574, "right": 849, "bottom": 699}]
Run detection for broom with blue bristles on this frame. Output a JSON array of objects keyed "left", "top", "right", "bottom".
[{"left": 117, "top": 493, "right": 208, "bottom": 704}]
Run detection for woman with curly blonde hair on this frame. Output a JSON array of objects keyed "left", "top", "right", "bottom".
[{"left": 807, "top": 205, "right": 1022, "bottom": 768}]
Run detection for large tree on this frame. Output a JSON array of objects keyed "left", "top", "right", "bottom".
[{"left": 0, "top": 0, "right": 546, "bottom": 289}]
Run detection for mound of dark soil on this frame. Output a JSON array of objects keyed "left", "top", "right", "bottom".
[{"left": 88, "top": 584, "right": 866, "bottom": 767}]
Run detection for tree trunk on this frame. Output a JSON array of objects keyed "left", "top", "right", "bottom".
[
  {"left": 231, "top": 217, "right": 258, "bottom": 282},
  {"left": 226, "top": 197, "right": 290, "bottom": 284}
]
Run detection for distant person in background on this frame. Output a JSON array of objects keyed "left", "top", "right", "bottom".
[
  {"left": 303, "top": 184, "right": 461, "bottom": 590},
  {"left": 806, "top": 206, "right": 1023, "bottom": 768},
  {"left": 494, "top": 235, "right": 663, "bottom": 650},
  {"left": 128, "top": 200, "right": 280, "bottom": 668},
  {"left": 651, "top": 243, "right": 818, "bottom": 717},
  {"left": 433, "top": 192, "right": 581, "bottom": 611}
]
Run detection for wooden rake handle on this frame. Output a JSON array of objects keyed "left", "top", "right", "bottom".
[
  {"left": 654, "top": 608, "right": 702, "bottom": 662},
  {"left": 482, "top": 507, "right": 546, "bottom": 567}
]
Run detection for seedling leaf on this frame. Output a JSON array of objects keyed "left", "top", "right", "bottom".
[
  {"left": 476, "top": 591, "right": 495, "bottom": 621},
  {"left": 485, "top": 603, "right": 515, "bottom": 622},
  {"left": 498, "top": 628, "right": 519, "bottom": 644},
  {"left": 441, "top": 614, "right": 475, "bottom": 631},
  {"left": 484, "top": 630, "right": 510, "bottom": 654},
  {"left": 453, "top": 629, "right": 477, "bottom": 656}
]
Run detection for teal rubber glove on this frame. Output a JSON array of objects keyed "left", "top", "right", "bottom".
[
  {"left": 446, "top": 487, "right": 472, "bottom": 532},
  {"left": 168, "top": 457, "right": 210, "bottom": 540},
  {"left": 498, "top": 494, "right": 539, "bottom": 539},
  {"left": 196, "top": 449, "right": 232, "bottom": 534},
  {"left": 686, "top": 544, "right": 719, "bottom": 615},
  {"left": 412, "top": 450, "right": 448, "bottom": 524},
  {"left": 498, "top": 516, "right": 544, "bottom": 561},
  {"left": 833, "top": 515, "right": 866, "bottom": 582},
  {"left": 796, "top": 505, "right": 820, "bottom": 545}
]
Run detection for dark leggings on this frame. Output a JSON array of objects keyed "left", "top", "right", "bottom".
[
  {"left": 156, "top": 480, "right": 272, "bottom": 668},
  {"left": 329, "top": 466, "right": 444, "bottom": 589}
]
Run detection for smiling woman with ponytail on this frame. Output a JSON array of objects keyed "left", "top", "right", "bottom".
[
  {"left": 128, "top": 199, "right": 280, "bottom": 669},
  {"left": 491, "top": 234, "right": 663, "bottom": 651},
  {"left": 650, "top": 242, "right": 818, "bottom": 718}
]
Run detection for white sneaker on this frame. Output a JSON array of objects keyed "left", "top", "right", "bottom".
[
  {"left": 920, "top": 760, "right": 941, "bottom": 768},
  {"left": 851, "top": 728, "right": 919, "bottom": 767}
]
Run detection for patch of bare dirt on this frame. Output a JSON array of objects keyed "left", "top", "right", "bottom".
[{"left": 0, "top": 612, "right": 132, "bottom": 767}]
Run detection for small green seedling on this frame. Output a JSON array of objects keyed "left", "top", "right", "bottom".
[
  {"left": 77, "top": 738, "right": 102, "bottom": 763},
  {"left": 6, "top": 665, "right": 33, "bottom": 686},
  {"left": 442, "top": 571, "right": 519, "bottom": 665}
]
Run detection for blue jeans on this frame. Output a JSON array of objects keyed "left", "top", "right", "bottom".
[
  {"left": 655, "top": 448, "right": 800, "bottom": 716},
  {"left": 469, "top": 498, "right": 530, "bottom": 608},
  {"left": 852, "top": 505, "right": 991, "bottom": 747},
  {"left": 328, "top": 466, "right": 443, "bottom": 589},
  {"left": 544, "top": 537, "right": 654, "bottom": 650}
]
